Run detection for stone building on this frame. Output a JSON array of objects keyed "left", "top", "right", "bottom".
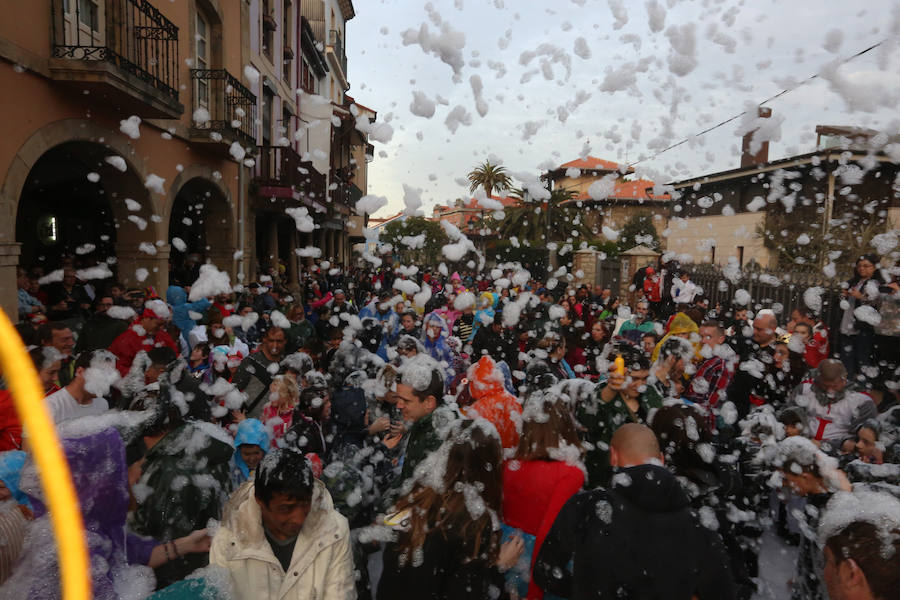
[
  {"left": 0, "top": 0, "right": 375, "bottom": 319},
  {"left": 666, "top": 120, "right": 900, "bottom": 272}
]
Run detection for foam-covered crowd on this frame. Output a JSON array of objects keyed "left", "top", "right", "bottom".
[{"left": 4, "top": 254, "right": 900, "bottom": 600}]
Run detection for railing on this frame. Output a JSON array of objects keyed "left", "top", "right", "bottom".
[
  {"left": 685, "top": 262, "right": 845, "bottom": 335},
  {"left": 328, "top": 29, "right": 347, "bottom": 76},
  {"left": 255, "top": 146, "right": 327, "bottom": 200},
  {"left": 190, "top": 69, "right": 257, "bottom": 145},
  {"left": 51, "top": 0, "right": 179, "bottom": 101}
]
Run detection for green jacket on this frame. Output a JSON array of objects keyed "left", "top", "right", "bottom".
[
  {"left": 576, "top": 383, "right": 664, "bottom": 487},
  {"left": 131, "top": 421, "right": 234, "bottom": 589},
  {"left": 384, "top": 406, "right": 457, "bottom": 509}
]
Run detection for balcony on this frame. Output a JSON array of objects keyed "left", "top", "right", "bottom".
[
  {"left": 254, "top": 145, "right": 327, "bottom": 203},
  {"left": 49, "top": 0, "right": 182, "bottom": 118},
  {"left": 189, "top": 69, "right": 257, "bottom": 147},
  {"left": 326, "top": 29, "right": 348, "bottom": 87}
]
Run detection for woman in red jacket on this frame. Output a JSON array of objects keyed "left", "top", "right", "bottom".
[{"left": 502, "top": 391, "right": 585, "bottom": 599}]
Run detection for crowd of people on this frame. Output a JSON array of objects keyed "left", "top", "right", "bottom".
[{"left": 2, "top": 253, "right": 899, "bottom": 599}]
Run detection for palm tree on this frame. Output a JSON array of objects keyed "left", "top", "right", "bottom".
[
  {"left": 467, "top": 160, "right": 512, "bottom": 198},
  {"left": 496, "top": 187, "right": 593, "bottom": 244}
]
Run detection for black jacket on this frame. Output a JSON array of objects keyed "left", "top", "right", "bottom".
[
  {"left": 534, "top": 464, "right": 736, "bottom": 600},
  {"left": 377, "top": 529, "right": 508, "bottom": 600},
  {"left": 471, "top": 326, "right": 516, "bottom": 368}
]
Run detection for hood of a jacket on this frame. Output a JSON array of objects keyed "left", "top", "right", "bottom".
[
  {"left": 233, "top": 418, "right": 270, "bottom": 479},
  {"left": 467, "top": 356, "right": 507, "bottom": 400},
  {"left": 166, "top": 285, "right": 188, "bottom": 307},
  {"left": 0, "top": 450, "right": 29, "bottom": 506},
  {"left": 611, "top": 463, "right": 691, "bottom": 513},
  {"left": 149, "top": 421, "right": 235, "bottom": 466},
  {"left": 422, "top": 311, "right": 450, "bottom": 339}
]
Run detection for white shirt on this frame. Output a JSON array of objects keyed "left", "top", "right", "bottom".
[
  {"left": 45, "top": 387, "right": 109, "bottom": 425},
  {"left": 671, "top": 280, "right": 699, "bottom": 304}
]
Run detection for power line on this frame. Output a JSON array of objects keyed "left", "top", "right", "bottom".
[{"left": 628, "top": 39, "right": 887, "bottom": 168}]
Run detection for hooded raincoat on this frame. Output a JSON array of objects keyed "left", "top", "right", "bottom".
[
  {"left": 232, "top": 419, "right": 270, "bottom": 485},
  {"left": 463, "top": 356, "right": 522, "bottom": 449}
]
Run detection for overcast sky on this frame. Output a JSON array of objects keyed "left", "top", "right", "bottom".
[{"left": 345, "top": 0, "right": 900, "bottom": 218}]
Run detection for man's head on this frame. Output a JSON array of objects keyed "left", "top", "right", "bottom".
[
  {"left": 334, "top": 289, "right": 346, "bottom": 305},
  {"left": 94, "top": 296, "right": 114, "bottom": 314},
  {"left": 752, "top": 310, "right": 778, "bottom": 346},
  {"left": 144, "top": 347, "right": 177, "bottom": 385},
  {"left": 70, "top": 350, "right": 120, "bottom": 401},
  {"left": 816, "top": 359, "right": 848, "bottom": 397},
  {"left": 62, "top": 268, "right": 77, "bottom": 288},
  {"left": 699, "top": 320, "right": 725, "bottom": 350},
  {"left": 395, "top": 366, "right": 444, "bottom": 422},
  {"left": 609, "top": 423, "right": 663, "bottom": 468},
  {"left": 40, "top": 322, "right": 76, "bottom": 357},
  {"left": 261, "top": 326, "right": 287, "bottom": 360},
  {"left": 641, "top": 332, "right": 659, "bottom": 355},
  {"left": 823, "top": 515, "right": 900, "bottom": 600},
  {"left": 254, "top": 449, "right": 315, "bottom": 541},
  {"left": 634, "top": 301, "right": 649, "bottom": 319}
]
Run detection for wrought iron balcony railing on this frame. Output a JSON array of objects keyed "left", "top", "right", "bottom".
[
  {"left": 50, "top": 0, "right": 179, "bottom": 102},
  {"left": 190, "top": 69, "right": 257, "bottom": 146},
  {"left": 255, "top": 146, "right": 327, "bottom": 201}
]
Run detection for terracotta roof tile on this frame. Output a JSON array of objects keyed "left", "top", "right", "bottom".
[
  {"left": 570, "top": 179, "right": 670, "bottom": 202},
  {"left": 558, "top": 156, "right": 634, "bottom": 172}
]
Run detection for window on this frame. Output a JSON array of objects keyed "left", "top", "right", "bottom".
[
  {"left": 63, "top": 0, "right": 104, "bottom": 47},
  {"left": 195, "top": 12, "right": 210, "bottom": 108},
  {"left": 300, "top": 57, "right": 317, "bottom": 94},
  {"left": 262, "top": 0, "right": 274, "bottom": 62},
  {"left": 262, "top": 89, "right": 274, "bottom": 146},
  {"left": 710, "top": 246, "right": 716, "bottom": 264},
  {"left": 78, "top": 0, "right": 99, "bottom": 30},
  {"left": 737, "top": 246, "right": 745, "bottom": 267},
  {"left": 282, "top": 0, "right": 293, "bottom": 82},
  {"left": 281, "top": 107, "right": 292, "bottom": 141}
]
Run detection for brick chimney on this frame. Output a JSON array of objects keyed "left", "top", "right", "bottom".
[{"left": 741, "top": 106, "right": 772, "bottom": 168}]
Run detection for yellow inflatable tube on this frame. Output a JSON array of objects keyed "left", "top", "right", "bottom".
[{"left": 0, "top": 311, "right": 90, "bottom": 599}]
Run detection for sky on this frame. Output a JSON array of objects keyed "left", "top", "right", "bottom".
[{"left": 345, "top": 0, "right": 900, "bottom": 219}]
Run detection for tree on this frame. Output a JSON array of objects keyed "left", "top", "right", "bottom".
[
  {"left": 617, "top": 214, "right": 661, "bottom": 252},
  {"left": 380, "top": 216, "right": 449, "bottom": 266},
  {"left": 495, "top": 187, "right": 593, "bottom": 244},
  {"left": 467, "top": 160, "right": 512, "bottom": 198}
]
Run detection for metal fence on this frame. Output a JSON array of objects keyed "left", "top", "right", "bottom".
[
  {"left": 685, "top": 263, "right": 846, "bottom": 332},
  {"left": 51, "top": 0, "right": 179, "bottom": 100},
  {"left": 189, "top": 69, "right": 257, "bottom": 145}
]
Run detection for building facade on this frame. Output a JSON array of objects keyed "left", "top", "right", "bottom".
[
  {"left": 666, "top": 124, "right": 900, "bottom": 272},
  {"left": 0, "top": 0, "right": 375, "bottom": 319}
]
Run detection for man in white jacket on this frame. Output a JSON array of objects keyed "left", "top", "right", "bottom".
[{"left": 210, "top": 448, "right": 355, "bottom": 599}]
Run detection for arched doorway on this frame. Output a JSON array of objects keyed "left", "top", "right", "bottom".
[
  {"left": 168, "top": 176, "right": 233, "bottom": 285},
  {"left": 15, "top": 141, "right": 154, "bottom": 281}
]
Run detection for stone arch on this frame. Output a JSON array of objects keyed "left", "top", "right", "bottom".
[
  {"left": 167, "top": 167, "right": 236, "bottom": 282},
  {"left": 0, "top": 118, "right": 169, "bottom": 303},
  {"left": 0, "top": 118, "right": 164, "bottom": 241}
]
